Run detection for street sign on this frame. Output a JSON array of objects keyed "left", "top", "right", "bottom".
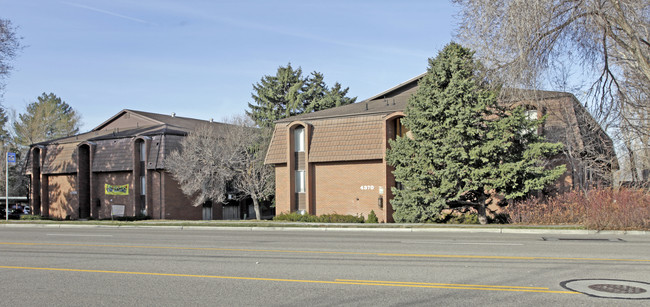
[{"left": 7, "top": 152, "right": 15, "bottom": 164}]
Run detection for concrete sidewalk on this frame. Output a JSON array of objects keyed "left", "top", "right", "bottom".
[{"left": 1, "top": 221, "right": 648, "bottom": 235}]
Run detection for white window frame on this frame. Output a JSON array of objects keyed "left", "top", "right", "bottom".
[
  {"left": 294, "top": 127, "right": 305, "bottom": 152},
  {"left": 525, "top": 109, "right": 538, "bottom": 121},
  {"left": 139, "top": 142, "right": 146, "bottom": 161},
  {"left": 140, "top": 176, "right": 146, "bottom": 195},
  {"left": 295, "top": 170, "right": 305, "bottom": 193}
]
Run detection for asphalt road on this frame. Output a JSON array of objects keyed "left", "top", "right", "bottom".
[{"left": 1, "top": 226, "right": 649, "bottom": 306}]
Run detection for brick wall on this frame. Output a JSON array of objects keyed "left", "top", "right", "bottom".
[
  {"left": 311, "top": 160, "right": 387, "bottom": 222},
  {"left": 47, "top": 174, "right": 78, "bottom": 220},
  {"left": 274, "top": 164, "right": 289, "bottom": 215},
  {"left": 162, "top": 172, "right": 202, "bottom": 220},
  {"left": 94, "top": 172, "right": 133, "bottom": 219}
]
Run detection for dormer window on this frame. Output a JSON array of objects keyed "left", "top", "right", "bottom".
[
  {"left": 525, "top": 109, "right": 538, "bottom": 121},
  {"left": 294, "top": 127, "right": 305, "bottom": 152},
  {"left": 522, "top": 107, "right": 539, "bottom": 136},
  {"left": 139, "top": 141, "right": 146, "bottom": 162}
]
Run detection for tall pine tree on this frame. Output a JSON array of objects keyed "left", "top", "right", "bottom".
[
  {"left": 247, "top": 63, "right": 356, "bottom": 129},
  {"left": 386, "top": 43, "right": 565, "bottom": 224},
  {"left": 247, "top": 63, "right": 305, "bottom": 130}
]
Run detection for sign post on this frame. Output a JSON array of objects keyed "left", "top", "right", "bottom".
[{"left": 6, "top": 152, "right": 15, "bottom": 221}]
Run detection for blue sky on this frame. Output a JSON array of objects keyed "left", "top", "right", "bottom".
[{"left": 1, "top": 0, "right": 459, "bottom": 131}]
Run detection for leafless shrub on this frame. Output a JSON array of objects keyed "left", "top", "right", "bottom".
[{"left": 506, "top": 188, "right": 650, "bottom": 230}]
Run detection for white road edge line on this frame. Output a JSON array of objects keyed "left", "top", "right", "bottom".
[{"left": 46, "top": 234, "right": 113, "bottom": 237}]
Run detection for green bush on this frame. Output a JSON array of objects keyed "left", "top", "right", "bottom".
[
  {"left": 98, "top": 214, "right": 152, "bottom": 221},
  {"left": 274, "top": 212, "right": 365, "bottom": 223},
  {"left": 20, "top": 214, "right": 44, "bottom": 220},
  {"left": 318, "top": 213, "right": 365, "bottom": 223},
  {"left": 444, "top": 213, "right": 479, "bottom": 224},
  {"left": 366, "top": 210, "right": 379, "bottom": 223},
  {"left": 273, "top": 212, "right": 319, "bottom": 222}
]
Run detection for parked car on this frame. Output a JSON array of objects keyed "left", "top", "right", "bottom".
[{"left": 1, "top": 208, "right": 22, "bottom": 220}]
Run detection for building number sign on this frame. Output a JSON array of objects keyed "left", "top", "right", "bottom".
[{"left": 360, "top": 185, "right": 375, "bottom": 190}]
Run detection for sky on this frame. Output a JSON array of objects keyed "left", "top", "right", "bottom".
[{"left": 1, "top": 0, "right": 460, "bottom": 131}]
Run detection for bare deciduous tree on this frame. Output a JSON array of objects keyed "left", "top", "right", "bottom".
[
  {"left": 229, "top": 116, "right": 274, "bottom": 220},
  {"left": 166, "top": 123, "right": 239, "bottom": 207},
  {"left": 166, "top": 116, "right": 274, "bottom": 220},
  {"left": 0, "top": 18, "right": 22, "bottom": 95},
  {"left": 454, "top": 0, "right": 650, "bottom": 185}
]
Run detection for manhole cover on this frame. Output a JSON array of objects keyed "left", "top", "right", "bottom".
[
  {"left": 588, "top": 284, "right": 647, "bottom": 294},
  {"left": 561, "top": 279, "right": 650, "bottom": 299}
]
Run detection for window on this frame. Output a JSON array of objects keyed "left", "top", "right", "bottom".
[
  {"left": 294, "top": 127, "right": 305, "bottom": 152},
  {"left": 395, "top": 117, "right": 410, "bottom": 138},
  {"left": 295, "top": 170, "right": 305, "bottom": 193},
  {"left": 140, "top": 176, "right": 146, "bottom": 195},
  {"left": 525, "top": 109, "right": 538, "bottom": 121},
  {"left": 522, "top": 108, "right": 539, "bottom": 136},
  {"left": 139, "top": 142, "right": 146, "bottom": 161}
]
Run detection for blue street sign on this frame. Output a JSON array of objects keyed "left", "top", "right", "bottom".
[{"left": 7, "top": 152, "right": 16, "bottom": 164}]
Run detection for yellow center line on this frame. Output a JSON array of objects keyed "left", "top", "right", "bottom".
[
  {"left": 1, "top": 242, "right": 649, "bottom": 262},
  {"left": 0, "top": 265, "right": 577, "bottom": 294},
  {"left": 335, "top": 279, "right": 549, "bottom": 290}
]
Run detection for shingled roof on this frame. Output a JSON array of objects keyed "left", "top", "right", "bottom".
[
  {"left": 29, "top": 109, "right": 230, "bottom": 174},
  {"left": 265, "top": 74, "right": 616, "bottom": 167}
]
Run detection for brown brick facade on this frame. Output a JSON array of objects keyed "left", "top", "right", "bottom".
[
  {"left": 27, "top": 109, "right": 233, "bottom": 221},
  {"left": 47, "top": 175, "right": 77, "bottom": 220},
  {"left": 312, "top": 160, "right": 388, "bottom": 222},
  {"left": 274, "top": 164, "right": 290, "bottom": 215},
  {"left": 266, "top": 75, "right": 617, "bottom": 222}
]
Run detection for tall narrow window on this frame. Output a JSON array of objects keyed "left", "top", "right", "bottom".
[
  {"left": 523, "top": 108, "right": 539, "bottom": 135},
  {"left": 294, "top": 127, "right": 305, "bottom": 152},
  {"left": 295, "top": 170, "right": 305, "bottom": 193},
  {"left": 140, "top": 142, "right": 146, "bottom": 162},
  {"left": 140, "top": 176, "right": 146, "bottom": 195},
  {"left": 137, "top": 140, "right": 147, "bottom": 215},
  {"left": 395, "top": 117, "right": 409, "bottom": 138}
]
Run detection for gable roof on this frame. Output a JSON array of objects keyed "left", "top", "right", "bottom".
[
  {"left": 29, "top": 109, "right": 232, "bottom": 174},
  {"left": 93, "top": 109, "right": 220, "bottom": 132},
  {"left": 266, "top": 74, "right": 617, "bottom": 168},
  {"left": 274, "top": 74, "right": 422, "bottom": 123}
]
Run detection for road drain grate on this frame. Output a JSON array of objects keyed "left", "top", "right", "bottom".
[{"left": 561, "top": 279, "right": 650, "bottom": 299}]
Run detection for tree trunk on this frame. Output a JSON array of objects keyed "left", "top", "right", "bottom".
[
  {"left": 478, "top": 203, "right": 487, "bottom": 225},
  {"left": 477, "top": 195, "right": 488, "bottom": 225},
  {"left": 252, "top": 197, "right": 261, "bottom": 221}
]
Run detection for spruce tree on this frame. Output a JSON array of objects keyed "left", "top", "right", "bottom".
[
  {"left": 247, "top": 63, "right": 305, "bottom": 130},
  {"left": 386, "top": 43, "right": 565, "bottom": 224},
  {"left": 247, "top": 64, "right": 356, "bottom": 129}
]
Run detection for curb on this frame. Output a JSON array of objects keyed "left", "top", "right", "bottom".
[{"left": 1, "top": 223, "right": 648, "bottom": 235}]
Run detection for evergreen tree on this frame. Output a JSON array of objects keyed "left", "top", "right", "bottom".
[
  {"left": 247, "top": 63, "right": 356, "bottom": 129},
  {"left": 307, "top": 82, "right": 357, "bottom": 112},
  {"left": 386, "top": 43, "right": 565, "bottom": 224},
  {"left": 13, "top": 92, "right": 81, "bottom": 147},
  {"left": 247, "top": 63, "right": 305, "bottom": 130}
]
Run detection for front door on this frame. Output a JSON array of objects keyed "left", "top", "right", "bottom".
[{"left": 202, "top": 202, "right": 212, "bottom": 220}]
